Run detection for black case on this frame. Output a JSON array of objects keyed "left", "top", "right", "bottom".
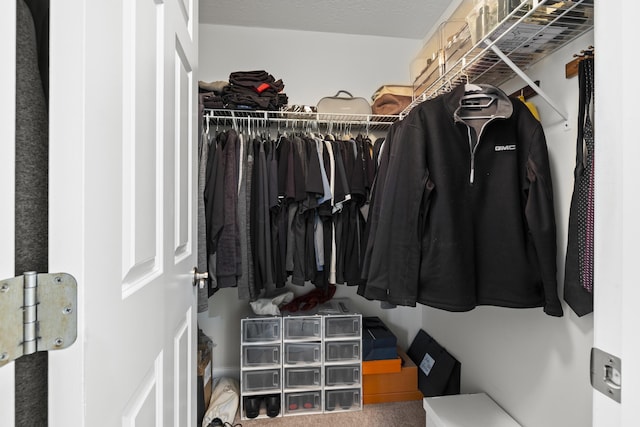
[
  {"left": 407, "top": 329, "right": 461, "bottom": 397},
  {"left": 362, "top": 316, "right": 398, "bottom": 361}
]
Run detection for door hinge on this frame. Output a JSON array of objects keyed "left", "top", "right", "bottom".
[
  {"left": 0, "top": 272, "right": 77, "bottom": 367},
  {"left": 591, "top": 347, "right": 621, "bottom": 403}
]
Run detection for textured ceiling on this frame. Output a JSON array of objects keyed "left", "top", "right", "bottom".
[{"left": 199, "top": 0, "right": 454, "bottom": 40}]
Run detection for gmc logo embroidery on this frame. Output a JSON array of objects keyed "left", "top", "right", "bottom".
[{"left": 495, "top": 145, "right": 516, "bottom": 151}]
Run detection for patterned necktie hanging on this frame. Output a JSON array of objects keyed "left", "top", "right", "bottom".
[
  {"left": 577, "top": 58, "right": 594, "bottom": 293},
  {"left": 564, "top": 55, "right": 595, "bottom": 317}
]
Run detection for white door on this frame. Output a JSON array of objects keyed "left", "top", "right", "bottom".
[
  {"left": 593, "top": 1, "right": 640, "bottom": 425},
  {"left": 0, "top": 1, "right": 17, "bottom": 425},
  {"left": 45, "top": 0, "right": 200, "bottom": 426}
]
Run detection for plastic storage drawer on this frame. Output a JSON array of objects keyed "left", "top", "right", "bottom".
[
  {"left": 325, "top": 388, "right": 361, "bottom": 412},
  {"left": 284, "top": 391, "right": 322, "bottom": 415},
  {"left": 284, "top": 342, "right": 322, "bottom": 365},
  {"left": 325, "top": 316, "right": 361, "bottom": 338},
  {"left": 242, "top": 318, "right": 281, "bottom": 342},
  {"left": 284, "top": 317, "right": 321, "bottom": 340},
  {"left": 325, "top": 341, "right": 360, "bottom": 362},
  {"left": 242, "top": 393, "right": 281, "bottom": 419},
  {"left": 284, "top": 367, "right": 321, "bottom": 389},
  {"left": 325, "top": 365, "right": 360, "bottom": 386},
  {"left": 242, "top": 345, "right": 280, "bottom": 367},
  {"left": 241, "top": 369, "right": 281, "bottom": 393}
]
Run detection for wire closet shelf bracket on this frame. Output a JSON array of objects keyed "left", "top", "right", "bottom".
[{"left": 402, "top": 0, "right": 594, "bottom": 127}]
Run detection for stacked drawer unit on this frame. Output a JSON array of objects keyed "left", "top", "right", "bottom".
[
  {"left": 323, "top": 314, "right": 363, "bottom": 413},
  {"left": 240, "top": 317, "right": 283, "bottom": 420},
  {"left": 239, "top": 309, "right": 363, "bottom": 419},
  {"left": 282, "top": 315, "right": 324, "bottom": 416}
]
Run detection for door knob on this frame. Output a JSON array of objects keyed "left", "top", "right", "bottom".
[{"left": 192, "top": 267, "right": 208, "bottom": 289}]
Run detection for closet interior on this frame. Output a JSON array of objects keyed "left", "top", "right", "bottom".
[
  {"left": 6, "top": 0, "right": 612, "bottom": 426},
  {"left": 196, "top": 0, "right": 596, "bottom": 425}
]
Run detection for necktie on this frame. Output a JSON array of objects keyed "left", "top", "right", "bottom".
[
  {"left": 577, "top": 58, "right": 595, "bottom": 293},
  {"left": 564, "top": 56, "right": 595, "bottom": 316}
]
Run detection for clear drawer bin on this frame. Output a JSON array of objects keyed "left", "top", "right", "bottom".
[
  {"left": 325, "top": 341, "right": 360, "bottom": 362},
  {"left": 242, "top": 345, "right": 280, "bottom": 367},
  {"left": 242, "top": 318, "right": 281, "bottom": 342},
  {"left": 284, "top": 317, "right": 321, "bottom": 340},
  {"left": 243, "top": 393, "right": 281, "bottom": 419},
  {"left": 241, "top": 369, "right": 281, "bottom": 393},
  {"left": 285, "top": 367, "right": 321, "bottom": 388},
  {"left": 324, "top": 316, "right": 360, "bottom": 338},
  {"left": 325, "top": 388, "right": 361, "bottom": 412},
  {"left": 325, "top": 365, "right": 360, "bottom": 386},
  {"left": 284, "top": 342, "right": 321, "bottom": 364},
  {"left": 284, "top": 391, "right": 322, "bottom": 415}
]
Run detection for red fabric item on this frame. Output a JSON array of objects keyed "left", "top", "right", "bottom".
[
  {"left": 281, "top": 285, "right": 337, "bottom": 313},
  {"left": 256, "top": 82, "right": 271, "bottom": 93}
]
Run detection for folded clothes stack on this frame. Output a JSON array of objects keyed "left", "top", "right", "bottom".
[
  {"left": 198, "top": 80, "right": 228, "bottom": 110},
  {"left": 198, "top": 70, "right": 288, "bottom": 111}
]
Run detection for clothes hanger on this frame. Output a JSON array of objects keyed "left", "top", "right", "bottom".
[
  {"left": 231, "top": 116, "right": 238, "bottom": 132},
  {"left": 458, "top": 71, "right": 498, "bottom": 118},
  {"left": 461, "top": 70, "right": 483, "bottom": 93},
  {"left": 517, "top": 89, "right": 541, "bottom": 121},
  {"left": 458, "top": 92, "right": 499, "bottom": 120},
  {"left": 460, "top": 93, "right": 496, "bottom": 109}
]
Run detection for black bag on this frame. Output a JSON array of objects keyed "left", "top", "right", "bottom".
[{"left": 407, "top": 329, "right": 461, "bottom": 397}]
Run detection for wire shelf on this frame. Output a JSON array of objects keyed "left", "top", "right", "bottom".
[
  {"left": 402, "top": 0, "right": 594, "bottom": 117},
  {"left": 203, "top": 109, "right": 400, "bottom": 132}
]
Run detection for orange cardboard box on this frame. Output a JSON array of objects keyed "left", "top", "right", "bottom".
[
  {"left": 362, "top": 355, "right": 402, "bottom": 375},
  {"left": 363, "top": 348, "right": 422, "bottom": 403},
  {"left": 364, "top": 390, "right": 423, "bottom": 404}
]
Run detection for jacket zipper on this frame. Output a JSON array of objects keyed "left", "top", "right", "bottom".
[
  {"left": 467, "top": 126, "right": 476, "bottom": 184},
  {"left": 464, "top": 117, "right": 504, "bottom": 184}
]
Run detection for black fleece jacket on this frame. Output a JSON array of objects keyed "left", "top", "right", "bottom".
[{"left": 360, "top": 84, "right": 563, "bottom": 317}]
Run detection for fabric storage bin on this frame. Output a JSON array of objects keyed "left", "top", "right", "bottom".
[
  {"left": 242, "top": 345, "right": 280, "bottom": 367},
  {"left": 325, "top": 388, "right": 361, "bottom": 411},
  {"left": 241, "top": 369, "right": 281, "bottom": 393},
  {"left": 325, "top": 341, "right": 360, "bottom": 362},
  {"left": 284, "top": 391, "right": 322, "bottom": 414},
  {"left": 285, "top": 367, "right": 321, "bottom": 388},
  {"left": 284, "top": 317, "right": 321, "bottom": 340},
  {"left": 242, "top": 318, "right": 281, "bottom": 342},
  {"left": 324, "top": 316, "right": 360, "bottom": 338},
  {"left": 284, "top": 342, "right": 322, "bottom": 364},
  {"left": 325, "top": 365, "right": 360, "bottom": 386}
]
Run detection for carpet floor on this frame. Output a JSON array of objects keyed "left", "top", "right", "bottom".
[{"left": 233, "top": 399, "right": 425, "bottom": 427}]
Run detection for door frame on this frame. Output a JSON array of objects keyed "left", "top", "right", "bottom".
[
  {"left": 593, "top": 1, "right": 640, "bottom": 424},
  {"left": 47, "top": 0, "right": 87, "bottom": 423}
]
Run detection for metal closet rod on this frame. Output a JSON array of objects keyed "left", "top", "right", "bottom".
[
  {"left": 203, "top": 116, "right": 379, "bottom": 127},
  {"left": 203, "top": 109, "right": 398, "bottom": 128}
]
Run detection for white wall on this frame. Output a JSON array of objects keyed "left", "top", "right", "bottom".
[
  {"left": 420, "top": 31, "right": 595, "bottom": 427},
  {"left": 197, "top": 23, "right": 423, "bottom": 377},
  {"left": 199, "top": 24, "right": 421, "bottom": 106}
]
